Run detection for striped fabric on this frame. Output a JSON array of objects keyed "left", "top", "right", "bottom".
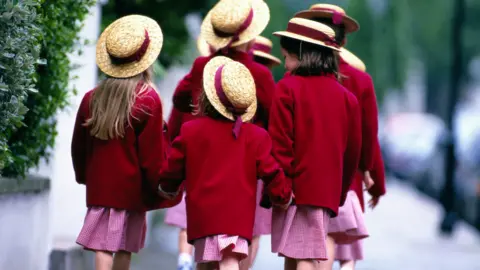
[
  {"left": 164, "top": 194, "right": 187, "bottom": 229},
  {"left": 329, "top": 191, "right": 369, "bottom": 245},
  {"left": 253, "top": 180, "right": 272, "bottom": 236},
  {"left": 194, "top": 235, "right": 249, "bottom": 263},
  {"left": 335, "top": 240, "right": 364, "bottom": 261},
  {"left": 271, "top": 205, "right": 330, "bottom": 260},
  {"left": 76, "top": 207, "right": 146, "bottom": 253}
]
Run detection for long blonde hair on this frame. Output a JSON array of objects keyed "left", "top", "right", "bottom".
[{"left": 85, "top": 67, "right": 158, "bottom": 140}]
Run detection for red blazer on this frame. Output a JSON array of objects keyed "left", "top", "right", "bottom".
[
  {"left": 268, "top": 75, "right": 362, "bottom": 216},
  {"left": 167, "top": 107, "right": 184, "bottom": 142},
  {"left": 349, "top": 140, "right": 387, "bottom": 212},
  {"left": 71, "top": 86, "right": 180, "bottom": 212},
  {"left": 339, "top": 57, "right": 379, "bottom": 172},
  {"left": 158, "top": 117, "right": 292, "bottom": 243},
  {"left": 171, "top": 50, "right": 276, "bottom": 134}
]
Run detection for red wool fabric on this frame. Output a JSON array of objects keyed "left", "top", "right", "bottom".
[
  {"left": 268, "top": 75, "right": 362, "bottom": 216},
  {"left": 158, "top": 117, "right": 292, "bottom": 243},
  {"left": 71, "top": 85, "right": 181, "bottom": 212},
  {"left": 339, "top": 57, "right": 379, "bottom": 172},
  {"left": 169, "top": 50, "right": 276, "bottom": 141}
]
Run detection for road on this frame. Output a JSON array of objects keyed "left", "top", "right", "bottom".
[{"left": 132, "top": 180, "right": 480, "bottom": 269}]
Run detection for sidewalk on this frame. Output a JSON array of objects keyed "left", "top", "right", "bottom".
[{"left": 132, "top": 180, "right": 480, "bottom": 269}]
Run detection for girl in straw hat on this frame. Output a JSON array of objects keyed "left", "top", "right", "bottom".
[
  {"left": 268, "top": 18, "right": 362, "bottom": 270},
  {"left": 158, "top": 56, "right": 293, "bottom": 270},
  {"left": 72, "top": 15, "right": 180, "bottom": 269},
  {"left": 295, "top": 4, "right": 386, "bottom": 269}
]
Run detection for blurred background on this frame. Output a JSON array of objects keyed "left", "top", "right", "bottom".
[{"left": 1, "top": 0, "right": 480, "bottom": 269}]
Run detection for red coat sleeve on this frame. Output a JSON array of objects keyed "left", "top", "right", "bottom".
[
  {"left": 137, "top": 91, "right": 167, "bottom": 192},
  {"left": 71, "top": 93, "right": 90, "bottom": 185},
  {"left": 256, "top": 130, "right": 292, "bottom": 206},
  {"left": 359, "top": 74, "right": 379, "bottom": 172},
  {"left": 268, "top": 81, "right": 295, "bottom": 181},
  {"left": 167, "top": 108, "right": 184, "bottom": 142},
  {"left": 172, "top": 58, "right": 204, "bottom": 113},
  {"left": 158, "top": 129, "right": 187, "bottom": 194},
  {"left": 368, "top": 140, "right": 387, "bottom": 197},
  {"left": 255, "top": 68, "right": 276, "bottom": 127},
  {"left": 341, "top": 93, "right": 362, "bottom": 205}
]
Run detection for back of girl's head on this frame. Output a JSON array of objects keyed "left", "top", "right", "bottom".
[
  {"left": 311, "top": 18, "right": 346, "bottom": 45},
  {"left": 280, "top": 36, "right": 338, "bottom": 77},
  {"left": 85, "top": 67, "right": 156, "bottom": 140},
  {"left": 194, "top": 89, "right": 226, "bottom": 120}
]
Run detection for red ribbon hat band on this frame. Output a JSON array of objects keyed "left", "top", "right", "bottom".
[
  {"left": 310, "top": 7, "right": 344, "bottom": 25},
  {"left": 109, "top": 29, "right": 151, "bottom": 65},
  {"left": 252, "top": 43, "right": 271, "bottom": 54},
  {"left": 286, "top": 22, "right": 338, "bottom": 47},
  {"left": 214, "top": 65, "right": 246, "bottom": 139}
]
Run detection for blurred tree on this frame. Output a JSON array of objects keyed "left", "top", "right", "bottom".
[{"left": 102, "top": 0, "right": 210, "bottom": 67}]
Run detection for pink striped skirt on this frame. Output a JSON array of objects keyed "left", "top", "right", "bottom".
[
  {"left": 271, "top": 205, "right": 330, "bottom": 260},
  {"left": 164, "top": 194, "right": 187, "bottom": 229},
  {"left": 253, "top": 181, "right": 272, "bottom": 236},
  {"left": 76, "top": 207, "right": 146, "bottom": 253},
  {"left": 194, "top": 235, "right": 249, "bottom": 263},
  {"left": 328, "top": 191, "right": 368, "bottom": 245},
  {"left": 335, "top": 240, "right": 364, "bottom": 261}
]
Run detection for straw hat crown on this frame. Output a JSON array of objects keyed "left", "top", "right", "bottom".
[
  {"left": 211, "top": 0, "right": 252, "bottom": 34},
  {"left": 106, "top": 21, "right": 147, "bottom": 58},
  {"left": 203, "top": 56, "right": 257, "bottom": 123},
  {"left": 273, "top": 18, "right": 339, "bottom": 51},
  {"left": 96, "top": 15, "right": 163, "bottom": 78},
  {"left": 310, "top": 3, "right": 346, "bottom": 15}
]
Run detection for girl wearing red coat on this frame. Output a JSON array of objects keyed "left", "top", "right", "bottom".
[
  {"left": 71, "top": 15, "right": 179, "bottom": 269},
  {"left": 158, "top": 56, "right": 292, "bottom": 270},
  {"left": 269, "top": 18, "right": 362, "bottom": 270},
  {"left": 164, "top": 1, "right": 276, "bottom": 269},
  {"left": 295, "top": 4, "right": 386, "bottom": 270}
]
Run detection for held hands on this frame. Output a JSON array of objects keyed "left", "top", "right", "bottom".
[
  {"left": 274, "top": 192, "right": 294, "bottom": 210},
  {"left": 368, "top": 196, "right": 380, "bottom": 209}
]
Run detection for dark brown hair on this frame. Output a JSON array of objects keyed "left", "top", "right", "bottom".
[
  {"left": 280, "top": 36, "right": 339, "bottom": 78},
  {"left": 312, "top": 18, "right": 346, "bottom": 45},
  {"left": 193, "top": 89, "right": 226, "bottom": 120}
]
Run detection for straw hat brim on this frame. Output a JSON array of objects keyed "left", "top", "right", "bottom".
[
  {"left": 294, "top": 10, "right": 359, "bottom": 33},
  {"left": 197, "top": 37, "right": 212, "bottom": 57},
  {"left": 200, "top": 0, "right": 270, "bottom": 50},
  {"left": 273, "top": 31, "right": 340, "bottom": 51},
  {"left": 203, "top": 56, "right": 257, "bottom": 122},
  {"left": 253, "top": 50, "right": 281, "bottom": 66},
  {"left": 339, "top": 47, "right": 366, "bottom": 72},
  {"left": 96, "top": 15, "right": 163, "bottom": 78}
]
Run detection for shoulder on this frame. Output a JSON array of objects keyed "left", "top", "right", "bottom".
[
  {"left": 180, "top": 117, "right": 208, "bottom": 134},
  {"left": 341, "top": 61, "right": 372, "bottom": 84},
  {"left": 192, "top": 56, "right": 211, "bottom": 70},
  {"left": 245, "top": 60, "right": 273, "bottom": 80},
  {"left": 79, "top": 89, "right": 94, "bottom": 114},
  {"left": 277, "top": 75, "right": 301, "bottom": 90},
  {"left": 244, "top": 123, "right": 269, "bottom": 141}
]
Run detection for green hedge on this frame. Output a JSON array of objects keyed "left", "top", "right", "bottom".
[
  {"left": 0, "top": 1, "right": 42, "bottom": 171},
  {"left": 2, "top": 0, "right": 95, "bottom": 177}
]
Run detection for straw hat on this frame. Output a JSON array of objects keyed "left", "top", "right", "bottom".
[
  {"left": 273, "top": 18, "right": 340, "bottom": 51},
  {"left": 339, "top": 47, "right": 366, "bottom": 72},
  {"left": 252, "top": 36, "right": 281, "bottom": 66},
  {"left": 203, "top": 56, "right": 257, "bottom": 128},
  {"left": 197, "top": 36, "right": 215, "bottom": 57},
  {"left": 200, "top": 0, "right": 270, "bottom": 51},
  {"left": 294, "top": 4, "right": 359, "bottom": 33},
  {"left": 96, "top": 15, "right": 163, "bottom": 78}
]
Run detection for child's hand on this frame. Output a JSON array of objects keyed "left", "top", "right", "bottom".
[
  {"left": 275, "top": 192, "right": 294, "bottom": 210},
  {"left": 363, "top": 171, "right": 375, "bottom": 190},
  {"left": 368, "top": 195, "right": 380, "bottom": 209}
]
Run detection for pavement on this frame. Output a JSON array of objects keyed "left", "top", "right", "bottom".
[{"left": 132, "top": 180, "right": 480, "bottom": 270}]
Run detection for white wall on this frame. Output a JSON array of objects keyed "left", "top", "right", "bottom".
[
  {"left": 48, "top": 4, "right": 100, "bottom": 249},
  {"left": 0, "top": 192, "right": 50, "bottom": 270}
]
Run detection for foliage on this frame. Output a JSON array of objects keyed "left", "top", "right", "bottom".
[
  {"left": 102, "top": 0, "right": 210, "bottom": 68},
  {"left": 0, "top": 0, "right": 41, "bottom": 171},
  {"left": 2, "top": 0, "right": 95, "bottom": 177}
]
